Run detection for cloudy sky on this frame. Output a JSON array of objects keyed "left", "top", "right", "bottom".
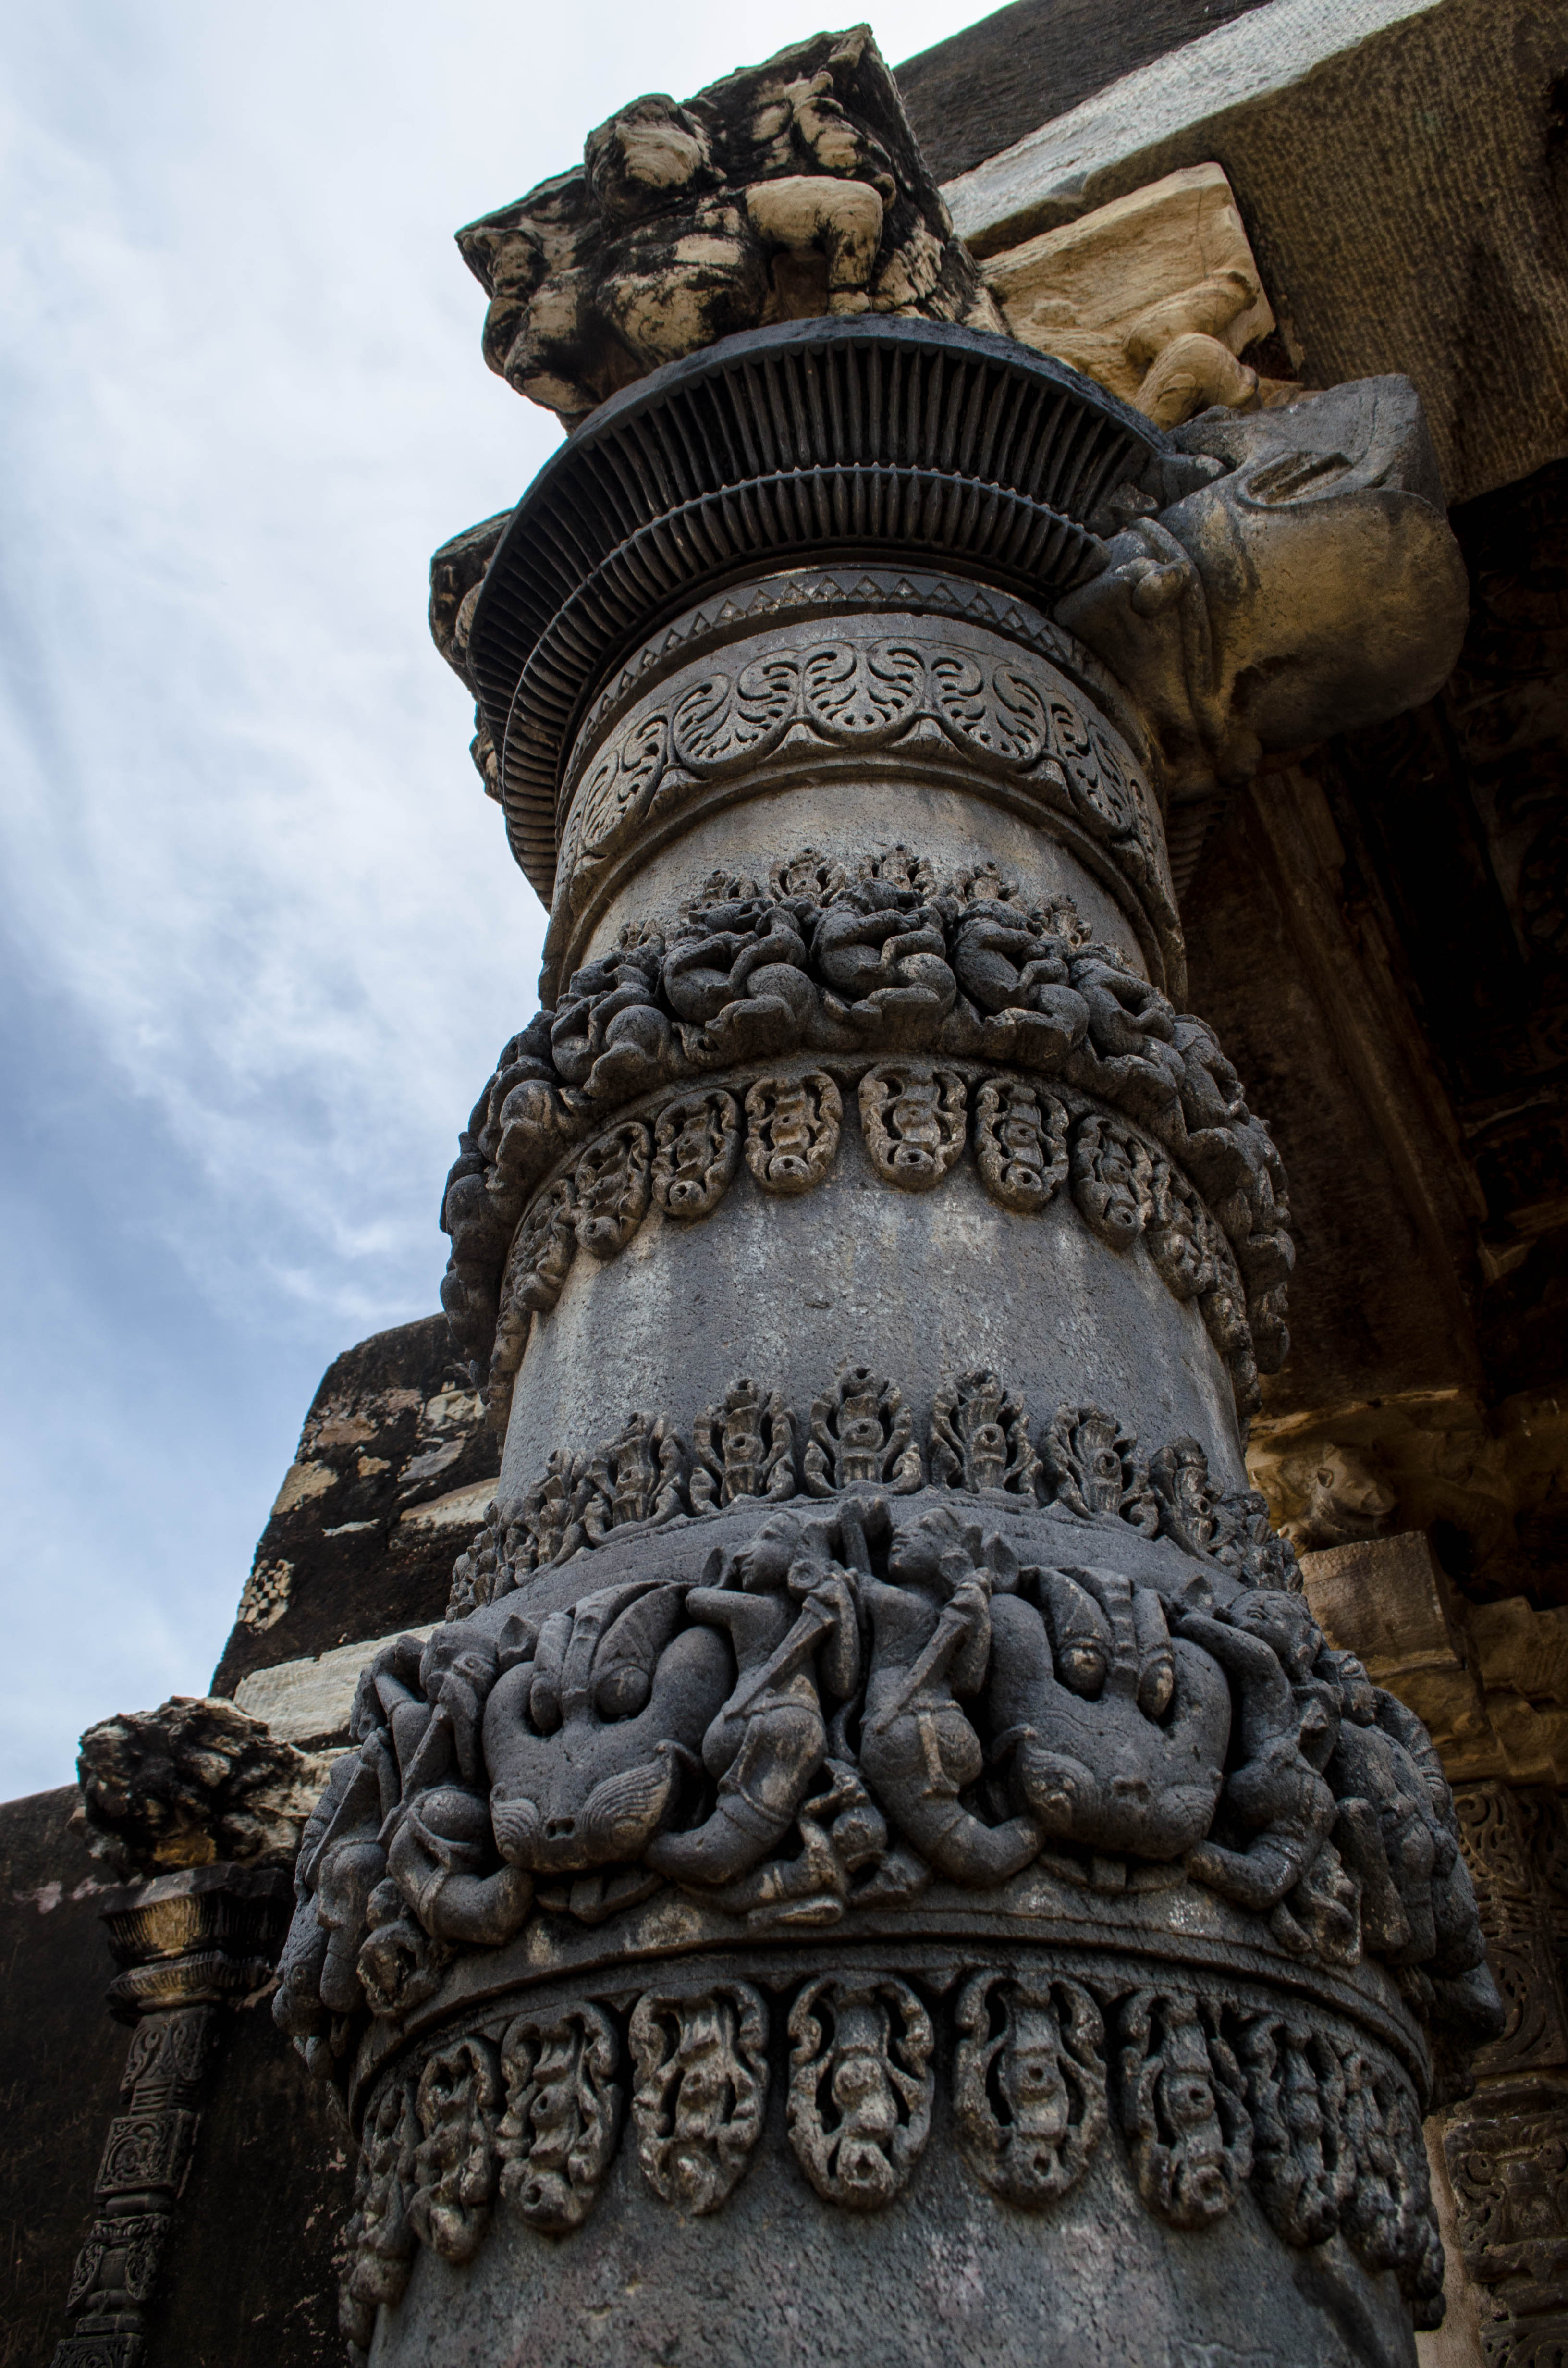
[{"left": 0, "top": 0, "right": 996, "bottom": 1797}]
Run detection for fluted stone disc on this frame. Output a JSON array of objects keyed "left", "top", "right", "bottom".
[{"left": 466, "top": 315, "right": 1167, "bottom": 898}]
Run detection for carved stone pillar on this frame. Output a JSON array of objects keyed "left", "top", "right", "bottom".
[
  {"left": 50, "top": 1865, "right": 291, "bottom": 2367},
  {"left": 1438, "top": 1784, "right": 1568, "bottom": 2365},
  {"left": 273, "top": 32, "right": 1499, "bottom": 2368}
]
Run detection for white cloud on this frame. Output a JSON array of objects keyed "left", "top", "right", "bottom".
[{"left": 0, "top": 0, "right": 996, "bottom": 1795}]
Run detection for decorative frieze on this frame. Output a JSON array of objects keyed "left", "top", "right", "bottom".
[
  {"left": 554, "top": 620, "right": 1168, "bottom": 953},
  {"left": 332, "top": 1965, "right": 1446, "bottom": 2342},
  {"left": 630, "top": 1985, "right": 768, "bottom": 2214},
  {"left": 455, "top": 1372, "right": 1284, "bottom": 1608},
  {"left": 441, "top": 848, "right": 1291, "bottom": 1436},
  {"left": 275, "top": 1421, "right": 1494, "bottom": 2162}
]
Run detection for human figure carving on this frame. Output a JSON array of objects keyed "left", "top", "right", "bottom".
[
  {"left": 1176, "top": 1594, "right": 1342, "bottom": 1923},
  {"left": 947, "top": 901, "right": 1090, "bottom": 1062},
  {"left": 647, "top": 1515, "right": 860, "bottom": 1888},
  {"left": 858, "top": 1506, "right": 1041, "bottom": 1884},
  {"left": 811, "top": 878, "right": 956, "bottom": 1036},
  {"left": 661, "top": 896, "right": 815, "bottom": 1057}
]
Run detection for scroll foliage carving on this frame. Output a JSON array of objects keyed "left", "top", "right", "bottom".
[
  {"left": 409, "top": 2039, "right": 502, "bottom": 2264},
  {"left": 954, "top": 1972, "right": 1107, "bottom": 2207},
  {"left": 858, "top": 1063, "right": 966, "bottom": 1190},
  {"left": 574, "top": 1123, "right": 651, "bottom": 1259},
  {"left": 340, "top": 2079, "right": 420, "bottom": 2348},
  {"left": 803, "top": 1363, "right": 922, "bottom": 1496},
  {"left": 497, "top": 2004, "right": 621, "bottom": 2232},
  {"left": 629, "top": 1985, "right": 769, "bottom": 2214},
  {"left": 282, "top": 1362, "right": 1495, "bottom": 2351},
  {"left": 556, "top": 631, "right": 1164, "bottom": 934},
  {"left": 691, "top": 1381, "right": 795, "bottom": 1510},
  {"left": 744, "top": 1071, "right": 841, "bottom": 1195},
  {"left": 787, "top": 1975, "right": 934, "bottom": 2209},
  {"left": 974, "top": 1079, "right": 1069, "bottom": 1212},
  {"left": 930, "top": 1369, "right": 1038, "bottom": 1499},
  {"left": 652, "top": 1091, "right": 741, "bottom": 1219},
  {"left": 1118, "top": 1990, "right": 1252, "bottom": 2230},
  {"left": 331, "top": 1963, "right": 1453, "bottom": 2350}
]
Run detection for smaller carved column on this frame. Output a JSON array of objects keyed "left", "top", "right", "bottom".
[
  {"left": 49, "top": 1864, "right": 292, "bottom": 2368},
  {"left": 1439, "top": 1785, "right": 1568, "bottom": 2367}
]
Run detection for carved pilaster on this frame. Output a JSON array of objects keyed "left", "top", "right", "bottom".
[
  {"left": 1436, "top": 1788, "right": 1568, "bottom": 2367},
  {"left": 49, "top": 1865, "right": 291, "bottom": 2368}
]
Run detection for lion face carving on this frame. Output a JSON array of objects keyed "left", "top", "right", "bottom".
[{"left": 482, "top": 1579, "right": 732, "bottom": 1873}]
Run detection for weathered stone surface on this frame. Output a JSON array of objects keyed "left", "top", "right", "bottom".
[
  {"left": 939, "top": 0, "right": 1568, "bottom": 507},
  {"left": 211, "top": 1315, "right": 499, "bottom": 1698},
  {"left": 236, "top": 1627, "right": 438, "bottom": 1747},
  {"left": 76, "top": 1695, "right": 334, "bottom": 1879},
  {"left": 985, "top": 161, "right": 1281, "bottom": 425},
  {"left": 895, "top": 0, "right": 1278, "bottom": 186},
  {"left": 271, "top": 33, "right": 1505, "bottom": 2368},
  {"left": 0, "top": 1789, "right": 124, "bottom": 2368},
  {"left": 370, "top": 2077, "right": 1424, "bottom": 2368},
  {"left": 457, "top": 26, "right": 999, "bottom": 428},
  {"left": 1055, "top": 378, "right": 1468, "bottom": 799}
]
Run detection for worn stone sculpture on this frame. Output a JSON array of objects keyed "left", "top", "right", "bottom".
[
  {"left": 452, "top": 27, "right": 999, "bottom": 428},
  {"left": 277, "top": 31, "right": 1495, "bottom": 2368}
]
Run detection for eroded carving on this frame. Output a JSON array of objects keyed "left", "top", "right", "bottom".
[
  {"left": 974, "top": 1078, "right": 1069, "bottom": 1212},
  {"left": 930, "top": 1369, "right": 1038, "bottom": 1499},
  {"left": 691, "top": 1381, "right": 796, "bottom": 1510},
  {"left": 574, "top": 1122, "right": 652, "bottom": 1259},
  {"left": 803, "top": 1364, "right": 922, "bottom": 1495},
  {"left": 497, "top": 2004, "right": 621, "bottom": 2232},
  {"left": 647, "top": 1513, "right": 859, "bottom": 1894},
  {"left": 652, "top": 1090, "right": 741, "bottom": 1219},
  {"left": 1118, "top": 1991, "right": 1252, "bottom": 2230},
  {"left": 581, "top": 1412, "right": 685, "bottom": 1543},
  {"left": 744, "top": 1071, "right": 842, "bottom": 1195},
  {"left": 455, "top": 30, "right": 1000, "bottom": 427},
  {"left": 630, "top": 1985, "right": 769, "bottom": 2213},
  {"left": 954, "top": 1972, "right": 1107, "bottom": 2207},
  {"left": 485, "top": 1580, "right": 730, "bottom": 1879},
  {"left": 989, "top": 1568, "right": 1231, "bottom": 1859},
  {"left": 859, "top": 1063, "right": 966, "bottom": 1190},
  {"left": 410, "top": 2039, "right": 502, "bottom": 2265},
  {"left": 859, "top": 1508, "right": 1040, "bottom": 1883},
  {"left": 441, "top": 851, "right": 1291, "bottom": 1428},
  {"left": 787, "top": 1974, "right": 934, "bottom": 2208}
]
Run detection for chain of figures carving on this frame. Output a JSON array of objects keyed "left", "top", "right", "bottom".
[
  {"left": 448, "top": 1373, "right": 1294, "bottom": 1609},
  {"left": 334, "top": 1965, "right": 1444, "bottom": 2358},
  {"left": 274, "top": 1416, "right": 1496, "bottom": 2102},
  {"left": 553, "top": 622, "right": 1173, "bottom": 946},
  {"left": 441, "top": 849, "right": 1291, "bottom": 1422}
]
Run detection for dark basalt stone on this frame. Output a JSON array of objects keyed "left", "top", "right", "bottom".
[{"left": 462, "top": 316, "right": 1165, "bottom": 897}]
